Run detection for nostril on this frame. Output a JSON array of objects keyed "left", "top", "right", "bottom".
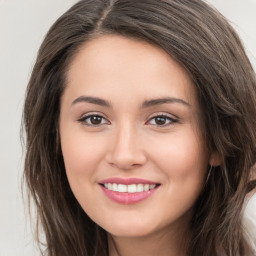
[{"left": 105, "top": 149, "right": 147, "bottom": 170}]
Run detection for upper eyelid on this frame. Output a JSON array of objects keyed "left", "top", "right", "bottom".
[
  {"left": 78, "top": 111, "right": 108, "bottom": 120},
  {"left": 148, "top": 112, "right": 178, "bottom": 120}
]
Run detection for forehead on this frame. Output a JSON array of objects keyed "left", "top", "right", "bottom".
[{"left": 65, "top": 34, "right": 197, "bottom": 106}]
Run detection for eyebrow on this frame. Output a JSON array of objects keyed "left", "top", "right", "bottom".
[
  {"left": 71, "top": 95, "right": 190, "bottom": 108},
  {"left": 141, "top": 97, "right": 191, "bottom": 108},
  {"left": 72, "top": 96, "right": 111, "bottom": 107}
]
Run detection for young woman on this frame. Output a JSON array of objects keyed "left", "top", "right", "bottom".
[{"left": 23, "top": 0, "right": 256, "bottom": 255}]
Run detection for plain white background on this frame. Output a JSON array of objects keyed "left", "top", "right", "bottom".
[{"left": 0, "top": 1, "right": 255, "bottom": 255}]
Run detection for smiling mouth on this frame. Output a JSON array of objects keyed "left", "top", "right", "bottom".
[
  {"left": 101, "top": 183, "right": 159, "bottom": 193},
  {"left": 99, "top": 177, "right": 160, "bottom": 204}
]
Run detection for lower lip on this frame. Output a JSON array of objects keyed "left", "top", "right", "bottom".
[{"left": 100, "top": 185, "right": 158, "bottom": 204}]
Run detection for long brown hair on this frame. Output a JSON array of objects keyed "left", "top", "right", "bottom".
[{"left": 23, "top": 0, "right": 256, "bottom": 255}]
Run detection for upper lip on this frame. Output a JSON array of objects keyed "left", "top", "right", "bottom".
[{"left": 99, "top": 177, "right": 159, "bottom": 185}]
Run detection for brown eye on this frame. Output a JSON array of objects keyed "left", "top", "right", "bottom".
[
  {"left": 155, "top": 116, "right": 167, "bottom": 126},
  {"left": 90, "top": 116, "right": 103, "bottom": 125},
  {"left": 78, "top": 115, "right": 109, "bottom": 126},
  {"left": 147, "top": 114, "right": 177, "bottom": 127}
]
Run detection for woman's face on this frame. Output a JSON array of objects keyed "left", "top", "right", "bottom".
[{"left": 60, "top": 35, "right": 216, "bottom": 238}]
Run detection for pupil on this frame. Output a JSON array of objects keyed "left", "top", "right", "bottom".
[
  {"left": 91, "top": 116, "right": 102, "bottom": 125},
  {"left": 155, "top": 116, "right": 166, "bottom": 125}
]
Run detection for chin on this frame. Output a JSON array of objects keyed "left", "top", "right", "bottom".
[
  {"left": 107, "top": 227, "right": 153, "bottom": 238},
  {"left": 101, "top": 217, "right": 159, "bottom": 238}
]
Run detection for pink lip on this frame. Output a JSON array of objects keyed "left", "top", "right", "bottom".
[
  {"left": 100, "top": 186, "right": 158, "bottom": 204},
  {"left": 99, "top": 177, "right": 160, "bottom": 205}
]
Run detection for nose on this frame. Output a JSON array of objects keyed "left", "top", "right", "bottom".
[{"left": 105, "top": 124, "right": 147, "bottom": 170}]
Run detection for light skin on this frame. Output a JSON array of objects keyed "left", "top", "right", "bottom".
[{"left": 59, "top": 35, "right": 221, "bottom": 256}]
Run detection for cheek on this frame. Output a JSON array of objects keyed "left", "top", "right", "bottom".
[
  {"left": 148, "top": 126, "right": 208, "bottom": 192},
  {"left": 60, "top": 129, "right": 110, "bottom": 216},
  {"left": 153, "top": 125, "right": 206, "bottom": 167},
  {"left": 60, "top": 127, "right": 108, "bottom": 185},
  {"left": 146, "top": 131, "right": 207, "bottom": 221}
]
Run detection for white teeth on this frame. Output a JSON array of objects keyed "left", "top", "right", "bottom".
[
  {"left": 118, "top": 184, "right": 127, "bottom": 192},
  {"left": 127, "top": 184, "right": 137, "bottom": 193},
  {"left": 149, "top": 184, "right": 156, "bottom": 190},
  {"left": 103, "top": 183, "right": 157, "bottom": 193},
  {"left": 144, "top": 184, "right": 149, "bottom": 191},
  {"left": 137, "top": 184, "right": 144, "bottom": 192},
  {"left": 112, "top": 183, "right": 118, "bottom": 191}
]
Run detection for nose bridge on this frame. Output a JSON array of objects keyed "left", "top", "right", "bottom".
[{"left": 106, "top": 120, "right": 146, "bottom": 169}]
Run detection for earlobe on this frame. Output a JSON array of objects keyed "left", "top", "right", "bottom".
[{"left": 209, "top": 151, "right": 223, "bottom": 167}]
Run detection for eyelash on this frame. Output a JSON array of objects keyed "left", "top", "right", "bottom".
[
  {"left": 146, "top": 114, "right": 178, "bottom": 127},
  {"left": 77, "top": 113, "right": 178, "bottom": 127},
  {"left": 77, "top": 113, "right": 109, "bottom": 127}
]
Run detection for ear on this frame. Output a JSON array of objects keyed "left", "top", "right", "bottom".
[{"left": 209, "top": 151, "right": 223, "bottom": 167}]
